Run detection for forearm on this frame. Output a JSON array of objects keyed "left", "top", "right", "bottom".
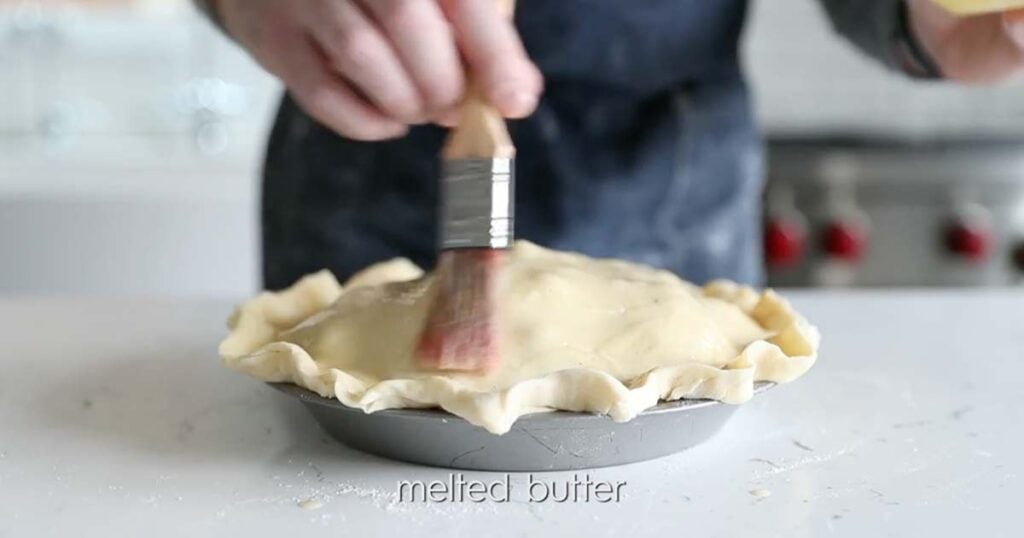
[{"left": 818, "top": 0, "right": 942, "bottom": 78}]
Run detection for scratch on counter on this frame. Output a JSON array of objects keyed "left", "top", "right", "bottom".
[
  {"left": 792, "top": 439, "right": 814, "bottom": 451},
  {"left": 750, "top": 458, "right": 782, "bottom": 470},
  {"left": 949, "top": 406, "right": 974, "bottom": 421},
  {"left": 752, "top": 440, "right": 865, "bottom": 480}
]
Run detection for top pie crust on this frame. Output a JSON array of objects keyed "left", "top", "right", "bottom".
[{"left": 220, "top": 241, "right": 820, "bottom": 434}]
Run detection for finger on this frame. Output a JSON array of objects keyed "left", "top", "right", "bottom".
[
  {"left": 358, "top": 0, "right": 465, "bottom": 116},
  {"left": 1002, "top": 9, "right": 1024, "bottom": 49},
  {"left": 935, "top": 13, "right": 1024, "bottom": 83},
  {"left": 440, "top": 0, "right": 543, "bottom": 118},
  {"left": 305, "top": 0, "right": 425, "bottom": 123},
  {"left": 284, "top": 35, "right": 408, "bottom": 141},
  {"left": 432, "top": 107, "right": 461, "bottom": 127}
]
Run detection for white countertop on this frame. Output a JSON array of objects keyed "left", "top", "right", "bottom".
[{"left": 1, "top": 291, "right": 1021, "bottom": 537}]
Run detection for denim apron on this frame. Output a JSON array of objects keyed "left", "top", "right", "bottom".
[{"left": 261, "top": 0, "right": 763, "bottom": 289}]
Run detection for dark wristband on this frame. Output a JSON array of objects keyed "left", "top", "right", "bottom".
[{"left": 893, "top": 0, "right": 944, "bottom": 79}]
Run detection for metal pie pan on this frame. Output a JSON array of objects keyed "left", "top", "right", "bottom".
[{"left": 271, "top": 381, "right": 774, "bottom": 472}]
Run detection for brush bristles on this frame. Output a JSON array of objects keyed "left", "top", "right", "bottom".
[{"left": 416, "top": 249, "right": 503, "bottom": 372}]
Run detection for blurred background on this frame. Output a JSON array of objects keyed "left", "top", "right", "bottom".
[{"left": 2, "top": 0, "right": 1023, "bottom": 296}]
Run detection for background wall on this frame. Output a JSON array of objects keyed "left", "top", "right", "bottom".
[
  {"left": 745, "top": 0, "right": 1024, "bottom": 137},
  {"left": 0, "top": 1, "right": 278, "bottom": 296},
  {"left": 1, "top": 0, "right": 1022, "bottom": 296}
]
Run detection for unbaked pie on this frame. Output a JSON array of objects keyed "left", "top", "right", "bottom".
[{"left": 220, "top": 241, "right": 819, "bottom": 434}]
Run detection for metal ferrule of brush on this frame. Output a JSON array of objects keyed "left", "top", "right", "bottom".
[{"left": 440, "top": 158, "right": 515, "bottom": 249}]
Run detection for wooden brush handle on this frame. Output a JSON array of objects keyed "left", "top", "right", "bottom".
[
  {"left": 441, "top": 0, "right": 518, "bottom": 161},
  {"left": 496, "top": 0, "right": 516, "bottom": 18},
  {"left": 932, "top": 0, "right": 1024, "bottom": 14}
]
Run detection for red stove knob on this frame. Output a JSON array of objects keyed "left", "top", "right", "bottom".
[
  {"left": 944, "top": 222, "right": 991, "bottom": 263},
  {"left": 764, "top": 218, "right": 806, "bottom": 268},
  {"left": 822, "top": 221, "right": 867, "bottom": 262}
]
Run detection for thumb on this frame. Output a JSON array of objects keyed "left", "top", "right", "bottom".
[{"left": 1001, "top": 9, "right": 1024, "bottom": 49}]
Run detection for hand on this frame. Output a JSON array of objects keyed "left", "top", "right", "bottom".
[
  {"left": 214, "top": 0, "right": 543, "bottom": 140},
  {"left": 908, "top": 0, "right": 1024, "bottom": 83}
]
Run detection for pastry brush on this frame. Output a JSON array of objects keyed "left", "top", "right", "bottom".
[
  {"left": 415, "top": 82, "right": 516, "bottom": 373},
  {"left": 416, "top": 0, "right": 518, "bottom": 372}
]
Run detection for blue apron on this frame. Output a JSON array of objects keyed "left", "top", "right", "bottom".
[{"left": 261, "top": 0, "right": 763, "bottom": 289}]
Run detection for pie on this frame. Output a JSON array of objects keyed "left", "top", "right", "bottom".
[{"left": 220, "top": 241, "right": 819, "bottom": 434}]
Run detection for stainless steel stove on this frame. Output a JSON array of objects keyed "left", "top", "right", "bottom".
[{"left": 764, "top": 137, "right": 1024, "bottom": 287}]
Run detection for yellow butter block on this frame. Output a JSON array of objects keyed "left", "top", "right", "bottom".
[{"left": 932, "top": 0, "right": 1024, "bottom": 14}]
